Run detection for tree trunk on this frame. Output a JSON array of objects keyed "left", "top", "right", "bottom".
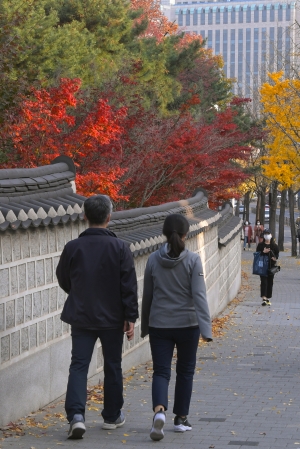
[
  {"left": 256, "top": 193, "right": 261, "bottom": 222},
  {"left": 235, "top": 199, "right": 240, "bottom": 217},
  {"left": 269, "top": 181, "right": 278, "bottom": 240},
  {"left": 288, "top": 187, "right": 297, "bottom": 256},
  {"left": 278, "top": 188, "right": 286, "bottom": 251},
  {"left": 244, "top": 191, "right": 250, "bottom": 222},
  {"left": 259, "top": 186, "right": 266, "bottom": 225}
]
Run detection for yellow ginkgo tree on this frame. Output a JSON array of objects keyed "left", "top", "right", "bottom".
[
  {"left": 260, "top": 71, "right": 300, "bottom": 255},
  {"left": 260, "top": 71, "right": 300, "bottom": 186}
]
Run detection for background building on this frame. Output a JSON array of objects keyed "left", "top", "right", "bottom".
[{"left": 161, "top": 0, "right": 298, "bottom": 108}]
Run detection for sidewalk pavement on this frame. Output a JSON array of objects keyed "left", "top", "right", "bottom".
[{"left": 1, "top": 243, "right": 300, "bottom": 449}]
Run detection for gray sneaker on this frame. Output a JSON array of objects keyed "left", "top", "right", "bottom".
[
  {"left": 150, "top": 409, "right": 166, "bottom": 441},
  {"left": 102, "top": 411, "right": 125, "bottom": 430},
  {"left": 68, "top": 414, "right": 86, "bottom": 439}
]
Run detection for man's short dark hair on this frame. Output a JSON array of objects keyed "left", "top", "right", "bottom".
[{"left": 84, "top": 195, "right": 113, "bottom": 225}]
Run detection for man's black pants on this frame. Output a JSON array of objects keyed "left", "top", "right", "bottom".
[{"left": 65, "top": 327, "right": 124, "bottom": 423}]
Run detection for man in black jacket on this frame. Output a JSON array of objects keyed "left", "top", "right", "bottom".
[{"left": 56, "top": 195, "right": 138, "bottom": 439}]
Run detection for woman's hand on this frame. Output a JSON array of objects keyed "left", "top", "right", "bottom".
[
  {"left": 203, "top": 337, "right": 213, "bottom": 342},
  {"left": 263, "top": 248, "right": 270, "bottom": 253},
  {"left": 271, "top": 257, "right": 277, "bottom": 261}
]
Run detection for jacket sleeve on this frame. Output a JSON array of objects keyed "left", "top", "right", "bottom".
[
  {"left": 141, "top": 258, "right": 153, "bottom": 338},
  {"left": 56, "top": 244, "right": 72, "bottom": 294},
  {"left": 191, "top": 256, "right": 212, "bottom": 340},
  {"left": 120, "top": 244, "right": 139, "bottom": 323},
  {"left": 272, "top": 244, "right": 279, "bottom": 259}
]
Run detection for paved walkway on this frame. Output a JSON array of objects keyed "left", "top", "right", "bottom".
[{"left": 1, "top": 235, "right": 300, "bottom": 448}]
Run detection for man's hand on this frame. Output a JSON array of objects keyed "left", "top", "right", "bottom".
[{"left": 123, "top": 321, "right": 135, "bottom": 341}]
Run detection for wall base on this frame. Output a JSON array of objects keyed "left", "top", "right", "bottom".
[{"left": 0, "top": 336, "right": 151, "bottom": 427}]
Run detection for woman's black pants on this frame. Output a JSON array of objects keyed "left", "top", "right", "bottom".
[
  {"left": 260, "top": 274, "right": 274, "bottom": 299},
  {"left": 149, "top": 326, "right": 200, "bottom": 416}
]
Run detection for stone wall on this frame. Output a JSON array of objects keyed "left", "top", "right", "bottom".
[{"left": 0, "top": 196, "right": 242, "bottom": 427}]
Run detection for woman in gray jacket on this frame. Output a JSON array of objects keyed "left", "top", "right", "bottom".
[{"left": 141, "top": 214, "right": 212, "bottom": 441}]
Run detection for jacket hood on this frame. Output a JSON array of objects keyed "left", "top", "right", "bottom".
[
  {"left": 156, "top": 243, "right": 188, "bottom": 268},
  {"left": 79, "top": 228, "right": 117, "bottom": 238}
]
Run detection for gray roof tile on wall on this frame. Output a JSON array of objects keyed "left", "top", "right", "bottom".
[
  {"left": 0, "top": 157, "right": 83, "bottom": 231},
  {"left": 0, "top": 158, "right": 242, "bottom": 251}
]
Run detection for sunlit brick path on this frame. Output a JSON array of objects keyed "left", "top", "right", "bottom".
[{"left": 1, "top": 244, "right": 300, "bottom": 449}]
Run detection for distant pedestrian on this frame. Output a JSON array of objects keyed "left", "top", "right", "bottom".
[
  {"left": 141, "top": 214, "right": 212, "bottom": 441},
  {"left": 56, "top": 195, "right": 138, "bottom": 439},
  {"left": 253, "top": 220, "right": 264, "bottom": 245},
  {"left": 243, "top": 221, "right": 253, "bottom": 250},
  {"left": 296, "top": 217, "right": 300, "bottom": 245},
  {"left": 256, "top": 228, "right": 279, "bottom": 306}
]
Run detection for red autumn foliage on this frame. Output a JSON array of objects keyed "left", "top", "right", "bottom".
[
  {"left": 3, "top": 78, "right": 262, "bottom": 207},
  {"left": 116, "top": 101, "right": 257, "bottom": 207},
  {"left": 130, "top": 0, "right": 178, "bottom": 40},
  {"left": 5, "top": 78, "right": 128, "bottom": 200}
]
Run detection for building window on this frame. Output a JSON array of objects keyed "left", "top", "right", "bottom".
[
  {"left": 178, "top": 11, "right": 183, "bottom": 26},
  {"left": 285, "top": 26, "right": 291, "bottom": 76},
  {"left": 216, "top": 8, "right": 220, "bottom": 24},
  {"left": 262, "top": 6, "right": 267, "bottom": 22},
  {"left": 208, "top": 30, "right": 213, "bottom": 49},
  {"left": 200, "top": 30, "right": 205, "bottom": 40},
  {"left": 201, "top": 9, "right": 205, "bottom": 25},
  {"left": 231, "top": 7, "right": 236, "bottom": 24},
  {"left": 246, "top": 6, "right": 251, "bottom": 23},
  {"left": 208, "top": 8, "right": 213, "bottom": 25},
  {"left": 230, "top": 29, "right": 235, "bottom": 78},
  {"left": 269, "top": 27, "right": 275, "bottom": 71},
  {"left": 223, "top": 8, "right": 228, "bottom": 24},
  {"left": 223, "top": 30, "right": 228, "bottom": 76},
  {"left": 270, "top": 6, "right": 275, "bottom": 22},
  {"left": 278, "top": 5, "right": 283, "bottom": 21},
  {"left": 186, "top": 10, "right": 190, "bottom": 26},
  {"left": 254, "top": 6, "right": 259, "bottom": 22},
  {"left": 261, "top": 28, "right": 267, "bottom": 81},
  {"left": 193, "top": 10, "right": 198, "bottom": 25},
  {"left": 254, "top": 28, "right": 259, "bottom": 76},
  {"left": 239, "top": 7, "right": 243, "bottom": 23},
  {"left": 286, "top": 4, "right": 291, "bottom": 21},
  {"left": 246, "top": 28, "right": 251, "bottom": 96},
  {"left": 277, "top": 27, "right": 283, "bottom": 70},
  {"left": 215, "top": 29, "right": 220, "bottom": 54},
  {"left": 238, "top": 29, "right": 243, "bottom": 86}
]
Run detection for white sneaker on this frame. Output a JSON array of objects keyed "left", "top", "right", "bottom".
[{"left": 150, "top": 409, "right": 166, "bottom": 441}]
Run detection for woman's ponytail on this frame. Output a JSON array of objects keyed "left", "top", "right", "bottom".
[
  {"left": 168, "top": 231, "right": 185, "bottom": 258},
  {"left": 162, "top": 214, "right": 190, "bottom": 258}
]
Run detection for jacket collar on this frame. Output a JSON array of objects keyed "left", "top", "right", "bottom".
[{"left": 79, "top": 227, "right": 117, "bottom": 238}]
